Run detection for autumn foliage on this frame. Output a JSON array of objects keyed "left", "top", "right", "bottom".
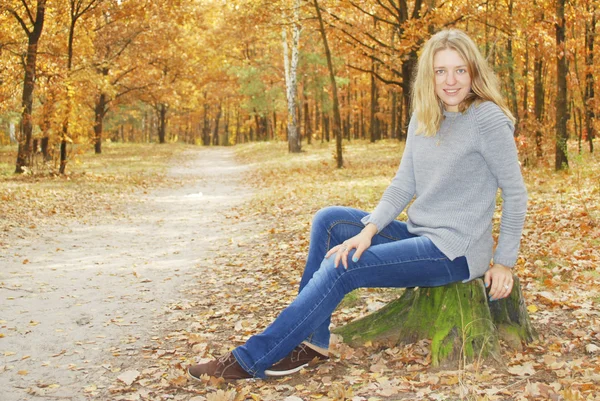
[{"left": 0, "top": 0, "right": 598, "bottom": 173}]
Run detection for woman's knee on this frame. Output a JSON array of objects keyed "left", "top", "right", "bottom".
[
  {"left": 312, "top": 206, "right": 358, "bottom": 230},
  {"left": 313, "top": 257, "right": 351, "bottom": 289}
]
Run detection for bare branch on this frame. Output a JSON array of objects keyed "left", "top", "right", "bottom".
[
  {"left": 376, "top": 0, "right": 400, "bottom": 25},
  {"left": 7, "top": 8, "right": 31, "bottom": 36},
  {"left": 348, "top": 1, "right": 398, "bottom": 27},
  {"left": 412, "top": 0, "right": 423, "bottom": 20},
  {"left": 348, "top": 64, "right": 403, "bottom": 87},
  {"left": 111, "top": 67, "right": 137, "bottom": 85},
  {"left": 18, "top": 0, "right": 35, "bottom": 26}
]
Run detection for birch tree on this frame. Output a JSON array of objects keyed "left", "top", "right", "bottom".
[{"left": 282, "top": 0, "right": 301, "bottom": 153}]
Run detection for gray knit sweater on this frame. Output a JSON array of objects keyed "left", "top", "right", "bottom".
[{"left": 361, "top": 101, "right": 528, "bottom": 281}]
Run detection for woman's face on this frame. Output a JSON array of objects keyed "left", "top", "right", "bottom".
[{"left": 433, "top": 48, "right": 472, "bottom": 112}]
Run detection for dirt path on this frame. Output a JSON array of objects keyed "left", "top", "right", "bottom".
[{"left": 0, "top": 148, "right": 251, "bottom": 401}]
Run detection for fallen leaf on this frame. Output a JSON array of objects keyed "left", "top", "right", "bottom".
[
  {"left": 507, "top": 362, "right": 536, "bottom": 376},
  {"left": 206, "top": 389, "right": 237, "bottom": 401},
  {"left": 117, "top": 370, "right": 140, "bottom": 386},
  {"left": 18, "top": 370, "right": 28, "bottom": 375},
  {"left": 169, "top": 375, "right": 188, "bottom": 386},
  {"left": 83, "top": 384, "right": 97, "bottom": 393},
  {"left": 585, "top": 344, "right": 599, "bottom": 354}
]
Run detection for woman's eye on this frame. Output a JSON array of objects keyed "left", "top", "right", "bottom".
[
  {"left": 457, "top": 68, "right": 467, "bottom": 74},
  {"left": 435, "top": 70, "right": 445, "bottom": 75}
]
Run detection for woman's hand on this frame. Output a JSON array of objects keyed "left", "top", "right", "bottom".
[
  {"left": 325, "top": 224, "right": 378, "bottom": 269},
  {"left": 484, "top": 263, "right": 514, "bottom": 301}
]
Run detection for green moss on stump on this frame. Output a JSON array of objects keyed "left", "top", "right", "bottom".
[{"left": 334, "top": 275, "right": 536, "bottom": 367}]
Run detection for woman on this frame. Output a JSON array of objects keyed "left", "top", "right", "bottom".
[{"left": 187, "top": 28, "right": 527, "bottom": 381}]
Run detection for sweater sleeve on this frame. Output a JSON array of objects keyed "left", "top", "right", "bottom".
[
  {"left": 476, "top": 103, "right": 528, "bottom": 267},
  {"left": 361, "top": 116, "right": 417, "bottom": 232}
]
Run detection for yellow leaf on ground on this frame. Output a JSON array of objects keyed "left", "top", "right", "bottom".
[
  {"left": 17, "top": 370, "right": 28, "bottom": 375},
  {"left": 507, "top": 362, "right": 536, "bottom": 376},
  {"left": 527, "top": 304, "right": 538, "bottom": 313}
]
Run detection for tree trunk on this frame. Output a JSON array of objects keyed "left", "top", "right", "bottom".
[
  {"left": 391, "top": 91, "right": 397, "bottom": 139},
  {"left": 304, "top": 96, "right": 312, "bottom": 145},
  {"left": 370, "top": 57, "right": 378, "bottom": 143},
  {"left": 283, "top": 0, "right": 301, "bottom": 153},
  {"left": 94, "top": 92, "right": 107, "bottom": 154},
  {"left": 14, "top": 0, "right": 47, "bottom": 173},
  {"left": 41, "top": 137, "right": 49, "bottom": 161},
  {"left": 313, "top": 0, "right": 343, "bottom": 168},
  {"left": 212, "top": 104, "right": 222, "bottom": 146},
  {"left": 534, "top": 55, "right": 544, "bottom": 159},
  {"left": 555, "top": 0, "right": 569, "bottom": 170},
  {"left": 584, "top": 6, "right": 595, "bottom": 153},
  {"left": 335, "top": 276, "right": 536, "bottom": 367},
  {"left": 202, "top": 104, "right": 210, "bottom": 145},
  {"left": 506, "top": 0, "right": 519, "bottom": 126},
  {"left": 59, "top": 139, "right": 67, "bottom": 174},
  {"left": 224, "top": 107, "right": 230, "bottom": 146},
  {"left": 158, "top": 104, "right": 167, "bottom": 144},
  {"left": 400, "top": 52, "right": 416, "bottom": 140}
]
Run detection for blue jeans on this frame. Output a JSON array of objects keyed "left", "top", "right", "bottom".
[{"left": 232, "top": 206, "right": 469, "bottom": 378}]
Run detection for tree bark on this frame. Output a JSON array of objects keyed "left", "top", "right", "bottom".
[
  {"left": 335, "top": 276, "right": 536, "bottom": 367},
  {"left": 212, "top": 104, "right": 222, "bottom": 146},
  {"left": 370, "top": 57, "right": 379, "bottom": 143},
  {"left": 94, "top": 90, "right": 107, "bottom": 154},
  {"left": 202, "top": 104, "right": 210, "bottom": 145},
  {"left": 313, "top": 0, "right": 343, "bottom": 168},
  {"left": 283, "top": 0, "right": 301, "bottom": 153},
  {"left": 13, "top": 0, "right": 47, "bottom": 174},
  {"left": 400, "top": 53, "right": 416, "bottom": 140},
  {"left": 555, "top": 0, "right": 569, "bottom": 170},
  {"left": 584, "top": 6, "right": 595, "bottom": 153},
  {"left": 506, "top": 0, "right": 519, "bottom": 127},
  {"left": 534, "top": 53, "right": 544, "bottom": 159},
  {"left": 158, "top": 103, "right": 167, "bottom": 144}
]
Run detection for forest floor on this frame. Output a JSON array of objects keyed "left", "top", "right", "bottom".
[{"left": 1, "top": 140, "right": 599, "bottom": 401}]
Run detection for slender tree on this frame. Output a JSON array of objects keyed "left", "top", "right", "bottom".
[
  {"left": 584, "top": 3, "right": 595, "bottom": 153},
  {"left": 555, "top": 0, "right": 568, "bottom": 170},
  {"left": 313, "top": 0, "right": 343, "bottom": 168},
  {"left": 282, "top": 0, "right": 301, "bottom": 153},
  {"left": 7, "top": 0, "right": 47, "bottom": 173},
  {"left": 60, "top": 0, "right": 104, "bottom": 174}
]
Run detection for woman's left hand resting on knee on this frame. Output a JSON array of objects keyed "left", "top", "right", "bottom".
[
  {"left": 484, "top": 264, "right": 513, "bottom": 301},
  {"left": 325, "top": 223, "right": 378, "bottom": 269}
]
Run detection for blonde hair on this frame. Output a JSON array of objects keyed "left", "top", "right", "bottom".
[{"left": 411, "top": 29, "right": 515, "bottom": 136}]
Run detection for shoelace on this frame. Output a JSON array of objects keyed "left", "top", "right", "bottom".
[
  {"left": 291, "top": 344, "right": 309, "bottom": 362},
  {"left": 217, "top": 352, "right": 233, "bottom": 364}
]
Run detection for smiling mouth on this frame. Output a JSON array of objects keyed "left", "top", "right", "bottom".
[{"left": 444, "top": 89, "right": 461, "bottom": 95}]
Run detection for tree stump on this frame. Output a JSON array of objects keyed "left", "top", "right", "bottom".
[{"left": 334, "top": 275, "right": 537, "bottom": 368}]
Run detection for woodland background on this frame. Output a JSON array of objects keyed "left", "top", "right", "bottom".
[
  {"left": 1, "top": 1, "right": 600, "bottom": 400},
  {"left": 0, "top": 0, "right": 598, "bottom": 173}
]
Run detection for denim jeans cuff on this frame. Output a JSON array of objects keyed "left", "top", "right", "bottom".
[
  {"left": 305, "top": 339, "right": 329, "bottom": 350},
  {"left": 231, "top": 348, "right": 264, "bottom": 379}
]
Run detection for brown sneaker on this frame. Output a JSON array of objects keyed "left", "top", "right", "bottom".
[
  {"left": 187, "top": 352, "right": 252, "bottom": 381},
  {"left": 265, "top": 343, "right": 329, "bottom": 377}
]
